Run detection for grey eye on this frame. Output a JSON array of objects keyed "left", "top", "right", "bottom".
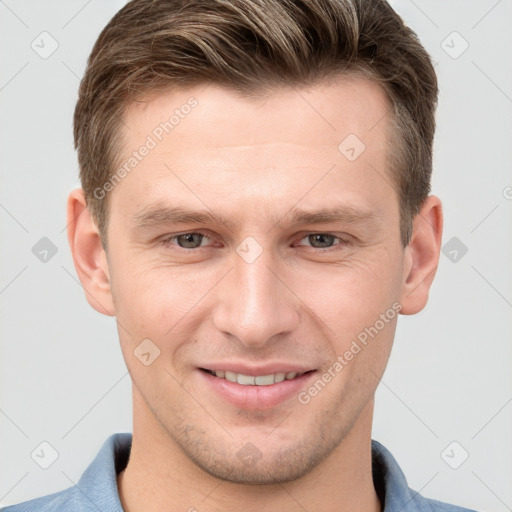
[
  {"left": 307, "top": 234, "right": 336, "bottom": 248},
  {"left": 176, "top": 233, "right": 205, "bottom": 248}
]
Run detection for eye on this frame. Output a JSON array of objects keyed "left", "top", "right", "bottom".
[
  {"left": 161, "top": 231, "right": 211, "bottom": 249},
  {"left": 159, "top": 231, "right": 350, "bottom": 251},
  {"left": 295, "top": 233, "right": 350, "bottom": 249}
]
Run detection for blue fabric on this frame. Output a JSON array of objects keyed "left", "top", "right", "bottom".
[{"left": 2, "top": 433, "right": 478, "bottom": 511}]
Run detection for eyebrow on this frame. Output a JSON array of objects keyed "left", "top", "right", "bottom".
[
  {"left": 132, "top": 206, "right": 230, "bottom": 229},
  {"left": 289, "top": 206, "right": 379, "bottom": 226},
  {"left": 131, "top": 204, "right": 380, "bottom": 231}
]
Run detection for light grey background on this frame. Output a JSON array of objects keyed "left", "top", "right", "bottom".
[{"left": 1, "top": 1, "right": 511, "bottom": 510}]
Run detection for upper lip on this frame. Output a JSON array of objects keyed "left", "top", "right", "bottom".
[{"left": 198, "top": 362, "right": 315, "bottom": 376}]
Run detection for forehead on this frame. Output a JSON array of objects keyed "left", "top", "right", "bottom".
[
  {"left": 109, "top": 77, "right": 396, "bottom": 228},
  {"left": 123, "top": 76, "right": 392, "bottom": 149}
]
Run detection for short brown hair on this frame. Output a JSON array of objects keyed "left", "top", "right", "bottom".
[{"left": 74, "top": 0, "right": 438, "bottom": 250}]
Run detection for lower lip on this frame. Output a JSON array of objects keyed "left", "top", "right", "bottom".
[{"left": 197, "top": 369, "right": 317, "bottom": 410}]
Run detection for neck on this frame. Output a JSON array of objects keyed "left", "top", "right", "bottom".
[{"left": 118, "top": 391, "right": 381, "bottom": 512}]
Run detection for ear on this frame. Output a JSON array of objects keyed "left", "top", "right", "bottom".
[
  {"left": 399, "top": 195, "right": 443, "bottom": 315},
  {"left": 66, "top": 188, "right": 115, "bottom": 316}
]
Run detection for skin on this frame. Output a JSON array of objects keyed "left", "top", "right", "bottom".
[{"left": 67, "top": 77, "right": 443, "bottom": 512}]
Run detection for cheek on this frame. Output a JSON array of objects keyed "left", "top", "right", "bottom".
[
  {"left": 110, "top": 240, "right": 403, "bottom": 357},
  {"left": 110, "top": 258, "right": 217, "bottom": 347},
  {"left": 291, "top": 250, "right": 402, "bottom": 333}
]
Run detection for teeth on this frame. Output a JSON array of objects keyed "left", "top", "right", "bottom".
[
  {"left": 237, "top": 373, "right": 255, "bottom": 385},
  {"left": 225, "top": 371, "right": 237, "bottom": 383},
  {"left": 211, "top": 369, "right": 302, "bottom": 385},
  {"left": 255, "top": 374, "right": 274, "bottom": 386}
]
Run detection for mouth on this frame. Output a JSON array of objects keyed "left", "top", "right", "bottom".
[
  {"left": 199, "top": 368, "right": 314, "bottom": 386},
  {"left": 197, "top": 364, "right": 318, "bottom": 409}
]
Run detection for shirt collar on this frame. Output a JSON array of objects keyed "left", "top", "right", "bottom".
[
  {"left": 372, "top": 439, "right": 442, "bottom": 511},
  {"left": 76, "top": 433, "right": 431, "bottom": 512},
  {"left": 76, "top": 433, "right": 130, "bottom": 512}
]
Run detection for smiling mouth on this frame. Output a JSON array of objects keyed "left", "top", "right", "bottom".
[{"left": 200, "top": 368, "right": 314, "bottom": 386}]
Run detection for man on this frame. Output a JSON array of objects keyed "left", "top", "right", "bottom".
[{"left": 3, "top": 0, "right": 479, "bottom": 511}]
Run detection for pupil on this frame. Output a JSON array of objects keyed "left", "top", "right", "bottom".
[
  {"left": 178, "top": 233, "right": 202, "bottom": 248},
  {"left": 309, "top": 234, "right": 334, "bottom": 248},
  {"left": 176, "top": 233, "right": 334, "bottom": 249}
]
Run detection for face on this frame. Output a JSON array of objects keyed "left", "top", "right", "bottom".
[{"left": 102, "top": 78, "right": 409, "bottom": 483}]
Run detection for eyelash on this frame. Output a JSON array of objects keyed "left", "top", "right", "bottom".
[{"left": 159, "top": 231, "right": 351, "bottom": 251}]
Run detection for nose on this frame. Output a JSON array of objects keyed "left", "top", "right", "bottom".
[{"left": 212, "top": 243, "right": 300, "bottom": 349}]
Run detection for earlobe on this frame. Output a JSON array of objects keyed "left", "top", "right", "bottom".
[
  {"left": 66, "top": 188, "right": 115, "bottom": 316},
  {"left": 399, "top": 195, "right": 443, "bottom": 315}
]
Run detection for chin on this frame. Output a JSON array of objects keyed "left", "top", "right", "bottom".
[{"left": 173, "top": 422, "right": 340, "bottom": 485}]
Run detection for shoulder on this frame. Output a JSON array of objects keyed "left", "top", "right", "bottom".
[
  {"left": 414, "top": 494, "right": 479, "bottom": 512},
  {"left": 371, "top": 439, "right": 480, "bottom": 512},
  {"left": 0, "top": 486, "right": 78, "bottom": 512},
  {"left": 1, "top": 432, "right": 131, "bottom": 512}
]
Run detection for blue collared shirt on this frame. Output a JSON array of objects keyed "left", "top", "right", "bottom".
[{"left": 2, "top": 433, "right": 478, "bottom": 512}]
